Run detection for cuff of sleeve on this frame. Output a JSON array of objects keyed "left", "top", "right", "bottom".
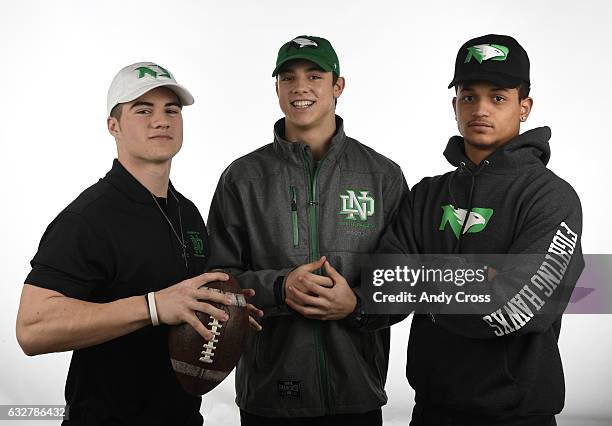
[
  {"left": 25, "top": 266, "right": 95, "bottom": 300},
  {"left": 342, "top": 291, "right": 368, "bottom": 329},
  {"left": 274, "top": 266, "right": 299, "bottom": 308},
  {"left": 274, "top": 275, "right": 287, "bottom": 306}
]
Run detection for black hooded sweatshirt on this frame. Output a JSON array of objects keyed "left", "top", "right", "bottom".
[{"left": 394, "top": 127, "right": 584, "bottom": 419}]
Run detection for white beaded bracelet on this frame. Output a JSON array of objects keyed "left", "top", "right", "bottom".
[{"left": 147, "top": 292, "right": 160, "bottom": 326}]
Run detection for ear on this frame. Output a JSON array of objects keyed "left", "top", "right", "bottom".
[
  {"left": 107, "top": 116, "right": 120, "bottom": 138},
  {"left": 452, "top": 97, "right": 458, "bottom": 121},
  {"left": 275, "top": 79, "right": 279, "bottom": 98},
  {"left": 520, "top": 96, "right": 533, "bottom": 121},
  {"left": 333, "top": 76, "right": 345, "bottom": 99}
]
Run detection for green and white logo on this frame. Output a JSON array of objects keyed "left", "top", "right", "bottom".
[
  {"left": 464, "top": 44, "right": 509, "bottom": 64},
  {"left": 134, "top": 64, "right": 173, "bottom": 80},
  {"left": 187, "top": 231, "right": 205, "bottom": 257},
  {"left": 339, "top": 189, "right": 375, "bottom": 222},
  {"left": 439, "top": 204, "right": 494, "bottom": 239}
]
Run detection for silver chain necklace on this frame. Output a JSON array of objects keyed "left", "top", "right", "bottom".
[{"left": 150, "top": 188, "right": 188, "bottom": 271}]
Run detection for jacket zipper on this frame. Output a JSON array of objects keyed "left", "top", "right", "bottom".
[
  {"left": 302, "top": 155, "right": 321, "bottom": 264},
  {"left": 289, "top": 186, "right": 299, "bottom": 248},
  {"left": 302, "top": 151, "right": 331, "bottom": 411}
]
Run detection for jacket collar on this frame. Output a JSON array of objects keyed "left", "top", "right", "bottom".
[
  {"left": 105, "top": 159, "right": 177, "bottom": 204},
  {"left": 273, "top": 115, "right": 349, "bottom": 167}
]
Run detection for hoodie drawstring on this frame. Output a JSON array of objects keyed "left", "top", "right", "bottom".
[{"left": 453, "top": 160, "right": 490, "bottom": 253}]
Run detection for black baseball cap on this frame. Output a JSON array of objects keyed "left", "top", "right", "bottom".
[{"left": 448, "top": 34, "right": 530, "bottom": 89}]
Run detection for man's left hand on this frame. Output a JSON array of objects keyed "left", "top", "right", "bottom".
[{"left": 285, "top": 261, "right": 357, "bottom": 321}]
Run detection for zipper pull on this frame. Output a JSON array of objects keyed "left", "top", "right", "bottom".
[{"left": 291, "top": 188, "right": 297, "bottom": 211}]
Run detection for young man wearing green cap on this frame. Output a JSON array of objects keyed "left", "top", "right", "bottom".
[
  {"left": 207, "top": 35, "right": 407, "bottom": 425},
  {"left": 388, "top": 34, "right": 584, "bottom": 425},
  {"left": 16, "top": 62, "right": 261, "bottom": 425}
]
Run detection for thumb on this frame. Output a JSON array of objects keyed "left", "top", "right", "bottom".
[
  {"left": 324, "top": 260, "right": 340, "bottom": 278},
  {"left": 305, "top": 256, "right": 327, "bottom": 272}
]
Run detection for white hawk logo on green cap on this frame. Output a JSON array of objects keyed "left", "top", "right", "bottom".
[{"left": 292, "top": 37, "right": 318, "bottom": 48}]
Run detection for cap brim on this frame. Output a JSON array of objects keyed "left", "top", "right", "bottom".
[
  {"left": 448, "top": 72, "right": 523, "bottom": 89},
  {"left": 109, "top": 81, "right": 195, "bottom": 115},
  {"left": 272, "top": 53, "right": 334, "bottom": 77}
]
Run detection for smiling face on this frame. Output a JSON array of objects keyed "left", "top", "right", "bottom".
[
  {"left": 276, "top": 59, "right": 344, "bottom": 134},
  {"left": 453, "top": 81, "right": 532, "bottom": 162},
  {"left": 107, "top": 86, "right": 183, "bottom": 166}
]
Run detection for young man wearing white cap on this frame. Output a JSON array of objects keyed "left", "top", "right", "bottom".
[
  {"left": 16, "top": 62, "right": 261, "bottom": 425},
  {"left": 207, "top": 36, "right": 407, "bottom": 425}
]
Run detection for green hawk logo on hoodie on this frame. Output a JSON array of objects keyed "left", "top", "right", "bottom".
[{"left": 439, "top": 204, "right": 494, "bottom": 239}]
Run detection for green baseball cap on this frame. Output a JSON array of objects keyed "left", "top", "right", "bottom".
[{"left": 272, "top": 35, "right": 340, "bottom": 77}]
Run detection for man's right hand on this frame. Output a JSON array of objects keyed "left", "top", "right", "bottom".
[
  {"left": 284, "top": 257, "right": 333, "bottom": 305},
  {"left": 155, "top": 272, "right": 234, "bottom": 341}
]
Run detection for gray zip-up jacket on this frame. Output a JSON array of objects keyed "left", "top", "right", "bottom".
[{"left": 206, "top": 116, "right": 407, "bottom": 417}]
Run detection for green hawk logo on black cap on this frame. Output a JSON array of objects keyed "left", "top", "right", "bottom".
[
  {"left": 465, "top": 44, "right": 509, "bottom": 64},
  {"left": 291, "top": 37, "right": 318, "bottom": 48}
]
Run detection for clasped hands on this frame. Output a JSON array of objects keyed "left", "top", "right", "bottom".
[{"left": 284, "top": 256, "right": 357, "bottom": 321}]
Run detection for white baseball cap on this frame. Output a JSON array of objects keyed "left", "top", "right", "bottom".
[{"left": 107, "top": 62, "right": 194, "bottom": 116}]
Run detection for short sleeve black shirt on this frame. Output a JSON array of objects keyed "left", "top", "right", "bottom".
[{"left": 25, "top": 160, "right": 210, "bottom": 426}]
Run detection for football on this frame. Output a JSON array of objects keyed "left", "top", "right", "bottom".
[{"left": 168, "top": 276, "right": 249, "bottom": 395}]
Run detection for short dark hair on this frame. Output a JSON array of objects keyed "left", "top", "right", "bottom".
[
  {"left": 109, "top": 92, "right": 183, "bottom": 122},
  {"left": 276, "top": 61, "right": 340, "bottom": 86},
  {"left": 454, "top": 80, "right": 531, "bottom": 102},
  {"left": 517, "top": 81, "right": 530, "bottom": 100},
  {"left": 110, "top": 103, "right": 123, "bottom": 121},
  {"left": 332, "top": 73, "right": 339, "bottom": 106}
]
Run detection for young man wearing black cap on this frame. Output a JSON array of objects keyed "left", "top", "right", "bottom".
[
  {"left": 16, "top": 62, "right": 261, "bottom": 425},
  {"left": 207, "top": 35, "right": 407, "bottom": 425},
  {"left": 392, "top": 35, "right": 584, "bottom": 425}
]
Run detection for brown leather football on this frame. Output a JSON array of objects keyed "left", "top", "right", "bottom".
[{"left": 168, "top": 276, "right": 249, "bottom": 395}]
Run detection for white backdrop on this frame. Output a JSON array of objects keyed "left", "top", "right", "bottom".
[{"left": 1, "top": 1, "right": 611, "bottom": 425}]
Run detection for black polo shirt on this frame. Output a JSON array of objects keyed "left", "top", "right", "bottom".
[{"left": 26, "top": 159, "right": 210, "bottom": 426}]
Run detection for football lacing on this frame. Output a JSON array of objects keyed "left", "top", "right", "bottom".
[{"left": 199, "top": 317, "right": 223, "bottom": 364}]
